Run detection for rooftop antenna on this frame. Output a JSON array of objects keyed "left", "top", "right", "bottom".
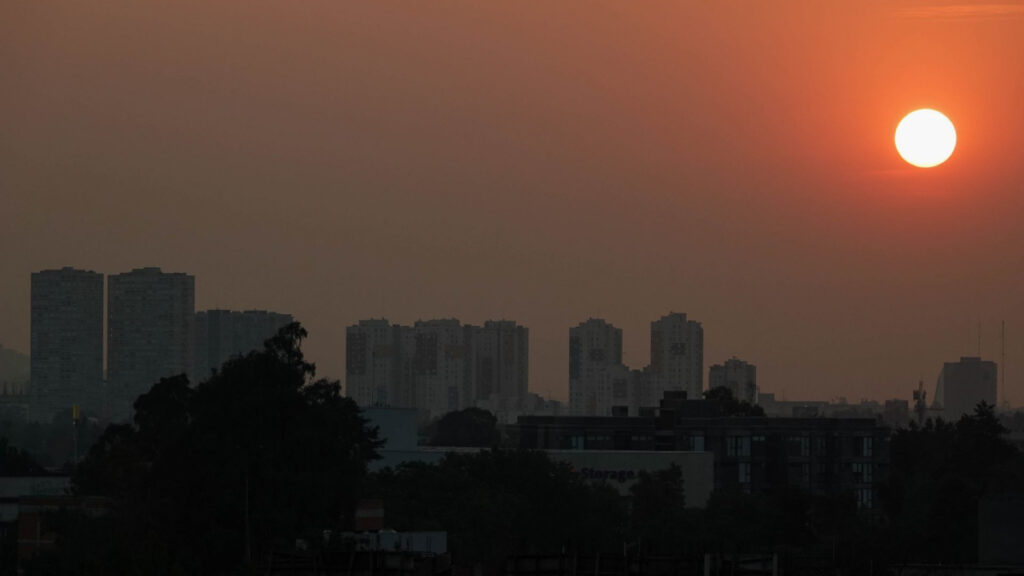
[{"left": 913, "top": 379, "right": 928, "bottom": 425}]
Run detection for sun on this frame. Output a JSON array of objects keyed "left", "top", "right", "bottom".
[{"left": 895, "top": 109, "right": 957, "bottom": 168}]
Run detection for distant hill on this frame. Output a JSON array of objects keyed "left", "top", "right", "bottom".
[{"left": 0, "top": 344, "right": 29, "bottom": 393}]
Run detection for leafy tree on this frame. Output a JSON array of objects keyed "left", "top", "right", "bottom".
[
  {"left": 703, "top": 386, "right": 766, "bottom": 417},
  {"left": 629, "top": 464, "right": 691, "bottom": 554},
  {"left": 364, "top": 450, "right": 626, "bottom": 571},
  {"left": 426, "top": 407, "right": 500, "bottom": 447},
  {"left": 880, "top": 402, "right": 1024, "bottom": 565},
  {"left": 30, "top": 323, "right": 381, "bottom": 575}
]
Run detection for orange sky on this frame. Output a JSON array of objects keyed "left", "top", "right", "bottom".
[{"left": 3, "top": 1, "right": 1024, "bottom": 404}]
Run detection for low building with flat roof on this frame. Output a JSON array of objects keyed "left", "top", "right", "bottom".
[
  {"left": 362, "top": 407, "right": 714, "bottom": 506},
  {"left": 516, "top": 396, "right": 889, "bottom": 509}
]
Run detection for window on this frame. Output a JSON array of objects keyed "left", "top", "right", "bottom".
[
  {"left": 860, "top": 437, "right": 874, "bottom": 458},
  {"left": 857, "top": 488, "right": 873, "bottom": 509},
  {"left": 814, "top": 461, "right": 830, "bottom": 478},
  {"left": 739, "top": 462, "right": 752, "bottom": 484},
  {"left": 788, "top": 436, "right": 810, "bottom": 458},
  {"left": 727, "top": 436, "right": 751, "bottom": 458},
  {"left": 691, "top": 435, "right": 705, "bottom": 452},
  {"left": 851, "top": 462, "right": 872, "bottom": 483},
  {"left": 813, "top": 436, "right": 828, "bottom": 456}
]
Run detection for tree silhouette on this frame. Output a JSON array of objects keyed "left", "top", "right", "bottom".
[
  {"left": 880, "top": 401, "right": 1024, "bottom": 565},
  {"left": 703, "top": 386, "right": 765, "bottom": 416},
  {"left": 30, "top": 323, "right": 380, "bottom": 574},
  {"left": 426, "top": 407, "right": 500, "bottom": 447},
  {"left": 629, "top": 464, "right": 690, "bottom": 554},
  {"left": 364, "top": 449, "right": 626, "bottom": 570}
]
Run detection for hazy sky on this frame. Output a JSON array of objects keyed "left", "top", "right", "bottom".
[{"left": 4, "top": 1, "right": 1024, "bottom": 405}]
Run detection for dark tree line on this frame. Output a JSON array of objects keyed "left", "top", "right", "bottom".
[
  {"left": 364, "top": 450, "right": 626, "bottom": 572},
  {"left": 25, "top": 324, "right": 381, "bottom": 575},
  {"left": 879, "top": 402, "right": 1024, "bottom": 565}
]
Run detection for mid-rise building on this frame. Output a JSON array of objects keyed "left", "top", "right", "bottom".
[
  {"left": 346, "top": 319, "right": 402, "bottom": 408},
  {"left": 648, "top": 313, "right": 703, "bottom": 407},
  {"left": 29, "top": 268, "right": 104, "bottom": 422},
  {"left": 408, "top": 319, "right": 468, "bottom": 419},
  {"left": 934, "top": 356, "right": 997, "bottom": 419},
  {"left": 709, "top": 357, "right": 757, "bottom": 404},
  {"left": 193, "top": 309, "right": 293, "bottom": 379},
  {"left": 569, "top": 319, "right": 627, "bottom": 416},
  {"left": 107, "top": 268, "right": 194, "bottom": 421},
  {"left": 517, "top": 393, "right": 890, "bottom": 509}
]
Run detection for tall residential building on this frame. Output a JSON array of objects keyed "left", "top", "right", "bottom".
[
  {"left": 934, "top": 356, "right": 997, "bottom": 419},
  {"left": 346, "top": 318, "right": 531, "bottom": 421},
  {"left": 709, "top": 357, "right": 757, "bottom": 404},
  {"left": 107, "top": 268, "right": 195, "bottom": 421},
  {"left": 346, "top": 319, "right": 402, "bottom": 408},
  {"left": 194, "top": 309, "right": 293, "bottom": 380},
  {"left": 569, "top": 318, "right": 628, "bottom": 416},
  {"left": 466, "top": 320, "right": 529, "bottom": 403},
  {"left": 648, "top": 313, "right": 703, "bottom": 406},
  {"left": 409, "top": 319, "right": 468, "bottom": 419},
  {"left": 29, "top": 268, "right": 104, "bottom": 422}
]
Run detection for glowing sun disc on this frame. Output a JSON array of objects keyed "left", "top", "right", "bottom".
[{"left": 895, "top": 109, "right": 957, "bottom": 168}]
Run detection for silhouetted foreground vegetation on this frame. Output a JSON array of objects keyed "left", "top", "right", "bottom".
[
  {"left": 364, "top": 450, "right": 627, "bottom": 573},
  {"left": 25, "top": 324, "right": 380, "bottom": 575},
  {"left": 703, "top": 386, "right": 766, "bottom": 416},
  {"left": 880, "top": 403, "right": 1024, "bottom": 565},
  {"left": 15, "top": 325, "right": 1024, "bottom": 574},
  {"left": 424, "top": 406, "right": 501, "bottom": 447}
]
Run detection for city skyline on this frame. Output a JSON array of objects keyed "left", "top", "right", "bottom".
[
  {"left": 1, "top": 264, "right": 1018, "bottom": 407},
  {"left": 9, "top": 266, "right": 1011, "bottom": 416},
  {"left": 4, "top": 2, "right": 1024, "bottom": 406}
]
